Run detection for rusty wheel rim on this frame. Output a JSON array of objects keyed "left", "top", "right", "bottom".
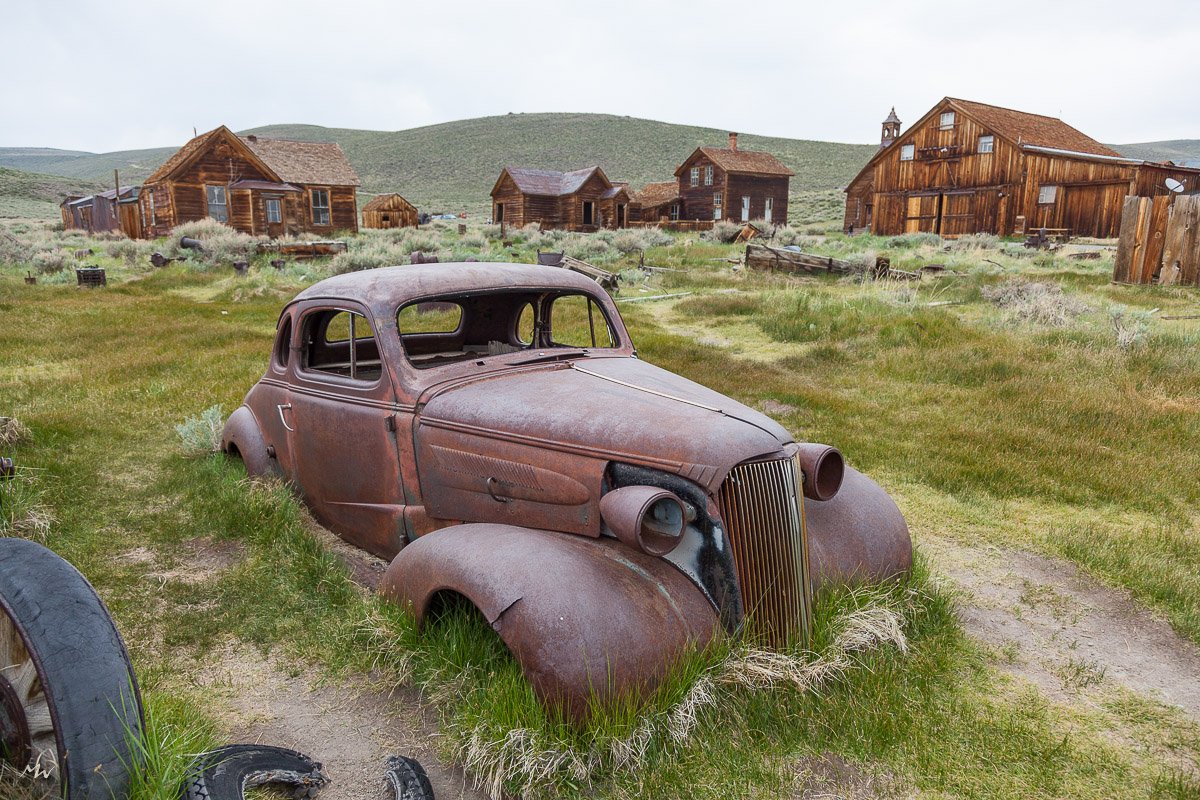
[{"left": 0, "top": 611, "right": 57, "bottom": 783}]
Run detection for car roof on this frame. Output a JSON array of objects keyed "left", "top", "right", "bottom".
[{"left": 291, "top": 262, "right": 604, "bottom": 314}]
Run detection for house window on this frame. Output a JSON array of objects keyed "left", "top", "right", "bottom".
[
  {"left": 939, "top": 111, "right": 956, "bottom": 130},
  {"left": 147, "top": 191, "right": 156, "bottom": 225},
  {"left": 669, "top": 203, "right": 680, "bottom": 221},
  {"left": 311, "top": 189, "right": 331, "bottom": 225},
  {"left": 704, "top": 165, "right": 713, "bottom": 186},
  {"left": 265, "top": 197, "right": 282, "bottom": 223},
  {"left": 206, "top": 185, "right": 228, "bottom": 223},
  {"left": 713, "top": 192, "right": 723, "bottom": 220},
  {"left": 978, "top": 135, "right": 994, "bottom": 154},
  {"left": 1038, "top": 185, "right": 1059, "bottom": 205},
  {"left": 900, "top": 144, "right": 915, "bottom": 161},
  {"left": 690, "top": 167, "right": 700, "bottom": 187}
]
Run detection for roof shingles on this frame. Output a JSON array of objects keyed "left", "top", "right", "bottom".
[{"left": 947, "top": 98, "right": 1120, "bottom": 157}]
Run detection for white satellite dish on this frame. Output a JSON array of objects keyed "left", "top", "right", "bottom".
[{"left": 1165, "top": 177, "right": 1185, "bottom": 194}]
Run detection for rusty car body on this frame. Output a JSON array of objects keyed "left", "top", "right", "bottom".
[{"left": 222, "top": 263, "right": 912, "bottom": 718}]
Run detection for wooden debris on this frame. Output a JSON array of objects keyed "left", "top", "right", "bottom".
[
  {"left": 1161, "top": 314, "right": 1200, "bottom": 320},
  {"left": 257, "top": 240, "right": 347, "bottom": 259},
  {"left": 744, "top": 244, "right": 852, "bottom": 274},
  {"left": 1067, "top": 251, "right": 1102, "bottom": 260},
  {"left": 733, "top": 223, "right": 762, "bottom": 244},
  {"left": 617, "top": 291, "right": 693, "bottom": 303},
  {"left": 559, "top": 255, "right": 618, "bottom": 291}
]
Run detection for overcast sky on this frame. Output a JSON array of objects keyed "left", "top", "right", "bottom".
[{"left": 3, "top": 0, "right": 1197, "bottom": 153}]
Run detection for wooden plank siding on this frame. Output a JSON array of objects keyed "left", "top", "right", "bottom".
[{"left": 362, "top": 194, "right": 418, "bottom": 229}]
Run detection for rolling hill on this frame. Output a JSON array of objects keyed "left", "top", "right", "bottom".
[
  {"left": 2, "top": 113, "right": 1196, "bottom": 221},
  {"left": 0, "top": 166, "right": 103, "bottom": 219}
]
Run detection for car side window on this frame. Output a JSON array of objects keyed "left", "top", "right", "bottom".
[
  {"left": 274, "top": 316, "right": 292, "bottom": 369},
  {"left": 301, "top": 308, "right": 381, "bottom": 382},
  {"left": 548, "top": 294, "right": 616, "bottom": 348}
]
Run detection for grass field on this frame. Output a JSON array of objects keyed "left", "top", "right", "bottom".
[{"left": 2, "top": 217, "right": 1199, "bottom": 799}]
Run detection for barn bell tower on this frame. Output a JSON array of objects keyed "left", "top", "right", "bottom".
[{"left": 881, "top": 107, "right": 902, "bottom": 148}]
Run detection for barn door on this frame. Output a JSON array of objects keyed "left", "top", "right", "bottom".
[
  {"left": 939, "top": 192, "right": 976, "bottom": 236},
  {"left": 905, "top": 194, "right": 940, "bottom": 233}
]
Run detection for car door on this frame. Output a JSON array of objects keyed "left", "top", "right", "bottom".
[{"left": 287, "top": 301, "right": 409, "bottom": 559}]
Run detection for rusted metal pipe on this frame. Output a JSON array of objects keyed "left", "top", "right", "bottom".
[
  {"left": 179, "top": 236, "right": 206, "bottom": 252},
  {"left": 796, "top": 443, "right": 844, "bottom": 501},
  {"left": 600, "top": 486, "right": 685, "bottom": 556}
]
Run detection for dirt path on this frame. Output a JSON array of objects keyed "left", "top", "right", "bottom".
[
  {"left": 924, "top": 535, "right": 1200, "bottom": 717},
  {"left": 197, "top": 647, "right": 488, "bottom": 800}
]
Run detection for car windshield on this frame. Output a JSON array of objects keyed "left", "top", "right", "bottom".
[{"left": 397, "top": 288, "right": 621, "bottom": 370}]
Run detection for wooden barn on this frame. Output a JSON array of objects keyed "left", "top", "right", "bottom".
[
  {"left": 138, "top": 126, "right": 360, "bottom": 239},
  {"left": 674, "top": 134, "right": 793, "bottom": 223},
  {"left": 843, "top": 97, "right": 1200, "bottom": 238},
  {"left": 361, "top": 193, "right": 418, "bottom": 229},
  {"left": 490, "top": 166, "right": 630, "bottom": 231},
  {"left": 631, "top": 181, "right": 682, "bottom": 223},
  {"left": 61, "top": 187, "right": 143, "bottom": 238}
]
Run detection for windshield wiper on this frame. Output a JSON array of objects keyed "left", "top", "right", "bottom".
[{"left": 510, "top": 348, "right": 589, "bottom": 366}]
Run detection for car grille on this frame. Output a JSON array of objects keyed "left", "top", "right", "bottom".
[{"left": 717, "top": 453, "right": 813, "bottom": 648}]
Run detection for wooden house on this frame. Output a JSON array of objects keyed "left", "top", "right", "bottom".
[
  {"left": 361, "top": 193, "right": 418, "bottom": 229},
  {"left": 843, "top": 97, "right": 1200, "bottom": 238},
  {"left": 674, "top": 134, "right": 793, "bottom": 224},
  {"left": 138, "top": 126, "right": 360, "bottom": 239},
  {"left": 631, "top": 181, "right": 682, "bottom": 223},
  {"left": 60, "top": 196, "right": 85, "bottom": 229},
  {"left": 490, "top": 166, "right": 630, "bottom": 231}
]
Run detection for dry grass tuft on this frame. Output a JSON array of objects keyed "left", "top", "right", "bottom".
[
  {"left": 0, "top": 417, "right": 31, "bottom": 447},
  {"left": 982, "top": 279, "right": 1092, "bottom": 326},
  {"left": 175, "top": 405, "right": 225, "bottom": 457}
]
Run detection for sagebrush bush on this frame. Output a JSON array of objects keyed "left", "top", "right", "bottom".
[
  {"left": 176, "top": 405, "right": 225, "bottom": 456},
  {"left": 610, "top": 227, "right": 672, "bottom": 253},
  {"left": 885, "top": 232, "right": 942, "bottom": 249},
  {"left": 704, "top": 220, "right": 743, "bottom": 244},
  {"left": 948, "top": 232, "right": 999, "bottom": 250},
  {"left": 982, "top": 279, "right": 1091, "bottom": 327},
  {"left": 168, "top": 219, "right": 261, "bottom": 267},
  {"left": 32, "top": 249, "right": 70, "bottom": 274}
]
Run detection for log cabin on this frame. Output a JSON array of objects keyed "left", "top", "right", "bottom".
[
  {"left": 674, "top": 134, "right": 793, "bottom": 224},
  {"left": 843, "top": 98, "right": 1200, "bottom": 238},
  {"left": 138, "top": 126, "right": 360, "bottom": 238},
  {"left": 631, "top": 181, "right": 682, "bottom": 223},
  {"left": 490, "top": 166, "right": 630, "bottom": 231},
  {"left": 361, "top": 193, "right": 418, "bottom": 229}
]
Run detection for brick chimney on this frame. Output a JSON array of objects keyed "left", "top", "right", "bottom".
[{"left": 728, "top": 132, "right": 738, "bottom": 151}]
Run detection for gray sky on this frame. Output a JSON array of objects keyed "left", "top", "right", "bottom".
[{"left": 3, "top": 0, "right": 1197, "bottom": 152}]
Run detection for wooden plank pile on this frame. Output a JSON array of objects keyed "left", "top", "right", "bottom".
[
  {"left": 744, "top": 244, "right": 852, "bottom": 274},
  {"left": 257, "top": 240, "right": 348, "bottom": 259},
  {"left": 560, "top": 255, "right": 618, "bottom": 291}
]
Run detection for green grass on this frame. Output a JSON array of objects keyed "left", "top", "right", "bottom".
[
  {"left": 0, "top": 166, "right": 101, "bottom": 220},
  {"left": 1, "top": 222, "right": 1199, "bottom": 798}
]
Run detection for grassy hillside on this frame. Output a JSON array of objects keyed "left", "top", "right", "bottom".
[
  {"left": 1112, "top": 139, "right": 1200, "bottom": 164},
  {"left": 0, "top": 166, "right": 102, "bottom": 219},
  {"left": 0, "top": 114, "right": 878, "bottom": 219}
]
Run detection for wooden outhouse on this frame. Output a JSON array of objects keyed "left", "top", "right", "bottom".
[
  {"left": 361, "top": 193, "right": 418, "bottom": 229},
  {"left": 138, "top": 126, "right": 360, "bottom": 239},
  {"left": 490, "top": 166, "right": 630, "bottom": 231}
]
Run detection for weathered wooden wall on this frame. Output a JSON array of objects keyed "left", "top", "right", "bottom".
[
  {"left": 1113, "top": 194, "right": 1200, "bottom": 285},
  {"left": 362, "top": 194, "right": 418, "bottom": 229}
]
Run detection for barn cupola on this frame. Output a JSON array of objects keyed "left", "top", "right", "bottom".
[{"left": 880, "top": 107, "right": 901, "bottom": 148}]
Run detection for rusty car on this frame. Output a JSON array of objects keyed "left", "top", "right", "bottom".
[{"left": 221, "top": 263, "right": 912, "bottom": 718}]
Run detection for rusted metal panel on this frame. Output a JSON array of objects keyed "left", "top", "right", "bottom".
[{"left": 381, "top": 524, "right": 719, "bottom": 720}]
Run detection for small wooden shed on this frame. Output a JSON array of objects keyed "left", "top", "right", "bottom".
[{"left": 361, "top": 193, "right": 418, "bottom": 229}]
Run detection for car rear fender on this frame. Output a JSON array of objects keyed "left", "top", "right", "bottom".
[
  {"left": 380, "top": 524, "right": 720, "bottom": 720},
  {"left": 220, "top": 405, "right": 279, "bottom": 479}
]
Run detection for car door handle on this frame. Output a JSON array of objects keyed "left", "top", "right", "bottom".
[
  {"left": 277, "top": 403, "right": 295, "bottom": 432},
  {"left": 486, "top": 477, "right": 511, "bottom": 503}
]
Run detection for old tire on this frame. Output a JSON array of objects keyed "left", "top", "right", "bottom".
[
  {"left": 0, "top": 537, "right": 143, "bottom": 799},
  {"left": 384, "top": 755, "right": 435, "bottom": 800},
  {"left": 180, "top": 744, "right": 328, "bottom": 800}
]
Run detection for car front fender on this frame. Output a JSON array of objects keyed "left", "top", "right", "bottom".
[
  {"left": 380, "top": 524, "right": 720, "bottom": 720},
  {"left": 805, "top": 466, "right": 913, "bottom": 590},
  {"left": 220, "top": 405, "right": 279, "bottom": 479}
]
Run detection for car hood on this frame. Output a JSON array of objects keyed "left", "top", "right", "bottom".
[{"left": 415, "top": 356, "right": 793, "bottom": 493}]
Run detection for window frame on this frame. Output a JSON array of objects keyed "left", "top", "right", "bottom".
[
  {"left": 205, "top": 184, "right": 228, "bottom": 223},
  {"left": 310, "top": 188, "right": 331, "bottom": 226},
  {"left": 1038, "top": 185, "right": 1059, "bottom": 205},
  {"left": 265, "top": 196, "right": 282, "bottom": 224},
  {"left": 704, "top": 165, "right": 713, "bottom": 186},
  {"left": 939, "top": 111, "right": 956, "bottom": 130},
  {"left": 690, "top": 167, "right": 700, "bottom": 187},
  {"left": 297, "top": 305, "right": 383, "bottom": 386},
  {"left": 977, "top": 134, "right": 995, "bottom": 154},
  {"left": 713, "top": 191, "right": 723, "bottom": 220},
  {"left": 899, "top": 144, "right": 915, "bottom": 162}
]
